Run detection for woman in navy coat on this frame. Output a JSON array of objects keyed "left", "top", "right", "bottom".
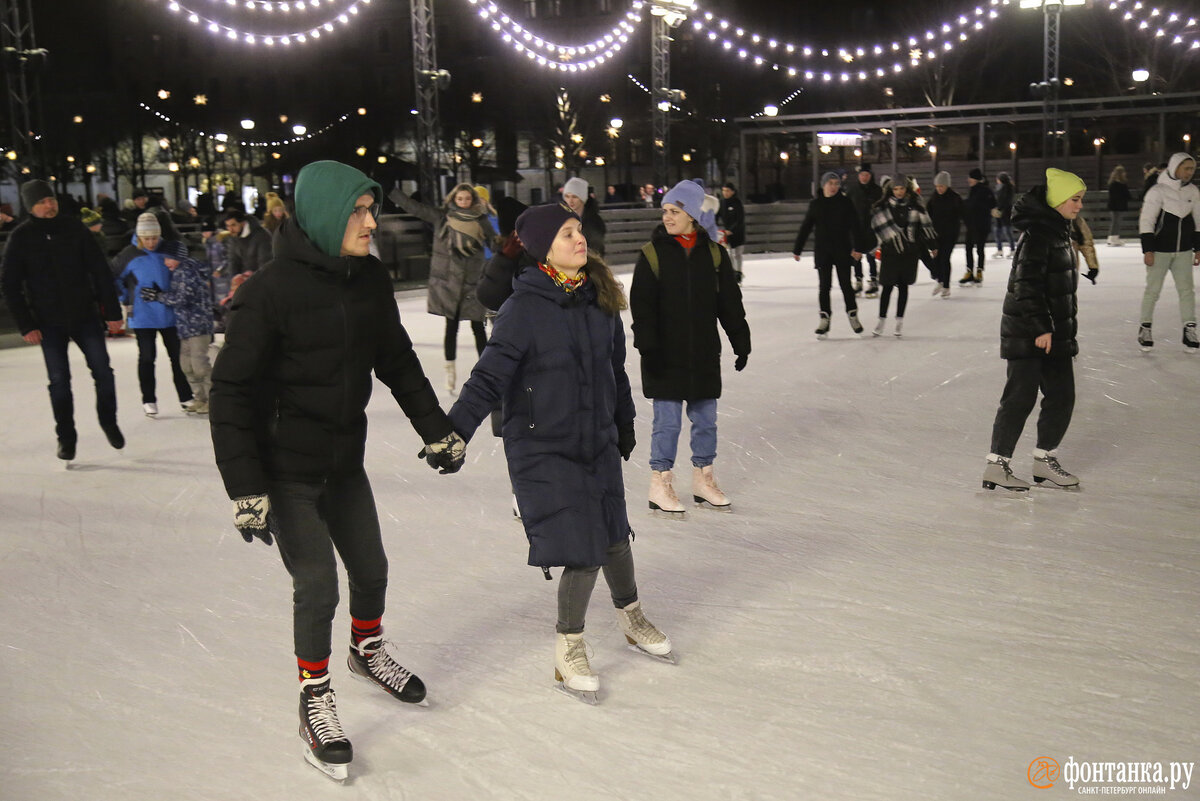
[{"left": 448, "top": 203, "right": 673, "bottom": 702}]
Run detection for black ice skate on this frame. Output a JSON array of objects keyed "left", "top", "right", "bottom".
[
  {"left": 348, "top": 635, "right": 428, "bottom": 705},
  {"left": 1137, "top": 323, "right": 1154, "bottom": 350},
  {"left": 299, "top": 677, "right": 352, "bottom": 782},
  {"left": 864, "top": 278, "right": 879, "bottom": 298},
  {"left": 1184, "top": 322, "right": 1198, "bottom": 351}
]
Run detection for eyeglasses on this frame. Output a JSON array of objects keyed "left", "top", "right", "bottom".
[{"left": 350, "top": 203, "right": 380, "bottom": 221}]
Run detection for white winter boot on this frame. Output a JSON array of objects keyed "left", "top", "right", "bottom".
[
  {"left": 692, "top": 464, "right": 731, "bottom": 511},
  {"left": 554, "top": 632, "right": 599, "bottom": 703},
  {"left": 444, "top": 361, "right": 456, "bottom": 394},
  {"left": 894, "top": 317, "right": 904, "bottom": 338},
  {"left": 649, "top": 470, "right": 686, "bottom": 518},
  {"left": 616, "top": 601, "right": 674, "bottom": 661}
]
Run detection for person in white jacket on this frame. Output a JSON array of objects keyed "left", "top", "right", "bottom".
[{"left": 1137, "top": 152, "right": 1200, "bottom": 350}]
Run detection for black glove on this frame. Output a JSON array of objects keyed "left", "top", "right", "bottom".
[
  {"left": 1085, "top": 268, "right": 1099, "bottom": 285},
  {"left": 418, "top": 431, "right": 467, "bottom": 474},
  {"left": 232, "top": 494, "right": 274, "bottom": 545},
  {"left": 734, "top": 354, "right": 748, "bottom": 372},
  {"left": 640, "top": 349, "right": 664, "bottom": 374},
  {"left": 139, "top": 283, "right": 163, "bottom": 303},
  {"left": 618, "top": 425, "right": 636, "bottom": 461}
]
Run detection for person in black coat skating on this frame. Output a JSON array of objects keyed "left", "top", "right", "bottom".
[
  {"left": 926, "top": 171, "right": 964, "bottom": 296},
  {"left": 961, "top": 168, "right": 997, "bottom": 284},
  {"left": 792, "top": 171, "right": 870, "bottom": 337},
  {"left": 869, "top": 176, "right": 937, "bottom": 337},
  {"left": 718, "top": 182, "right": 746, "bottom": 283},
  {"left": 982, "top": 168, "right": 1088, "bottom": 492},
  {"left": 447, "top": 202, "right": 674, "bottom": 701}
]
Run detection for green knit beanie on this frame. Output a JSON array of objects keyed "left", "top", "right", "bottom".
[
  {"left": 293, "top": 161, "right": 381, "bottom": 257},
  {"left": 1045, "top": 168, "right": 1086, "bottom": 209}
]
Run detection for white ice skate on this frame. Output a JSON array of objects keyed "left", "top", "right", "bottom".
[
  {"left": 692, "top": 465, "right": 731, "bottom": 511},
  {"left": 554, "top": 632, "right": 600, "bottom": 704},
  {"left": 815, "top": 312, "right": 830, "bottom": 340},
  {"left": 981, "top": 456, "right": 1030, "bottom": 492},
  {"left": 143, "top": 402, "right": 158, "bottom": 417},
  {"left": 617, "top": 601, "right": 675, "bottom": 664},
  {"left": 648, "top": 470, "right": 686, "bottom": 519},
  {"left": 299, "top": 677, "right": 352, "bottom": 782},
  {"left": 444, "top": 360, "right": 457, "bottom": 395},
  {"left": 1031, "top": 452, "right": 1080, "bottom": 490}
]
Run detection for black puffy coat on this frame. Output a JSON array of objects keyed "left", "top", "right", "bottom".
[
  {"left": 448, "top": 260, "right": 635, "bottom": 568},
  {"left": 718, "top": 193, "right": 746, "bottom": 249},
  {"left": 209, "top": 218, "right": 452, "bottom": 498},
  {"left": 1, "top": 214, "right": 122, "bottom": 334},
  {"left": 1000, "top": 187, "right": 1079, "bottom": 360},
  {"left": 792, "top": 191, "right": 870, "bottom": 262},
  {"left": 580, "top": 199, "right": 607, "bottom": 257},
  {"left": 630, "top": 226, "right": 751, "bottom": 400},
  {"left": 964, "top": 182, "right": 997, "bottom": 231},
  {"left": 926, "top": 188, "right": 964, "bottom": 245}
]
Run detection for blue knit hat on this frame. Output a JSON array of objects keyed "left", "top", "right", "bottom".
[{"left": 661, "top": 179, "right": 705, "bottom": 220}]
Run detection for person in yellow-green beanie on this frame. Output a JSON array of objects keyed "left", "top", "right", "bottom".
[
  {"left": 209, "top": 160, "right": 468, "bottom": 782},
  {"left": 982, "top": 168, "right": 1088, "bottom": 493}
]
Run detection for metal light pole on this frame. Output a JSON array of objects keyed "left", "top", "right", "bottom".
[
  {"left": 1022, "top": 0, "right": 1084, "bottom": 169},
  {"left": 411, "top": 0, "right": 448, "bottom": 203},
  {"left": 649, "top": 0, "right": 693, "bottom": 188},
  {"left": 0, "top": 0, "right": 47, "bottom": 176}
]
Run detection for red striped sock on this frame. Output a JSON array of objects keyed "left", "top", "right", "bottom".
[
  {"left": 298, "top": 657, "right": 329, "bottom": 683},
  {"left": 351, "top": 617, "right": 382, "bottom": 647}
]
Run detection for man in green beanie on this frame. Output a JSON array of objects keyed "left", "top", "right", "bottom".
[{"left": 209, "top": 160, "right": 466, "bottom": 782}]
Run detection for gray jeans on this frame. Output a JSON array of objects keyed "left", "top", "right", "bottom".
[
  {"left": 1141, "top": 251, "right": 1197, "bottom": 326},
  {"left": 556, "top": 538, "right": 638, "bottom": 634},
  {"left": 179, "top": 334, "right": 213, "bottom": 403},
  {"left": 268, "top": 470, "right": 388, "bottom": 662}
]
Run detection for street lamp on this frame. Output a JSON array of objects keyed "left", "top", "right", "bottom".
[
  {"left": 1093, "top": 137, "right": 1105, "bottom": 189},
  {"left": 241, "top": 119, "right": 255, "bottom": 130},
  {"left": 1010, "top": 141, "right": 1019, "bottom": 189},
  {"left": 648, "top": 0, "right": 696, "bottom": 185},
  {"left": 1131, "top": 68, "right": 1150, "bottom": 84}
]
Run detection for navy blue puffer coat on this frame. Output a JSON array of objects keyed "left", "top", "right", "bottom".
[
  {"left": 1001, "top": 187, "right": 1079, "bottom": 360},
  {"left": 448, "top": 260, "right": 636, "bottom": 568}
]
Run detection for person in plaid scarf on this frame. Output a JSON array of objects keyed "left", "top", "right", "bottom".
[{"left": 869, "top": 176, "right": 938, "bottom": 337}]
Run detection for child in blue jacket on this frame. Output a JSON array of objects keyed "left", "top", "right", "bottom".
[{"left": 118, "top": 213, "right": 194, "bottom": 416}]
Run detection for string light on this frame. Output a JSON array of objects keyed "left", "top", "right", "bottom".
[
  {"left": 139, "top": 101, "right": 353, "bottom": 146},
  {"left": 149, "top": 0, "right": 371, "bottom": 46},
  {"left": 689, "top": 2, "right": 1003, "bottom": 82},
  {"left": 1102, "top": 0, "right": 1200, "bottom": 49},
  {"left": 626, "top": 74, "right": 727, "bottom": 123},
  {"left": 461, "top": 0, "right": 644, "bottom": 72}
]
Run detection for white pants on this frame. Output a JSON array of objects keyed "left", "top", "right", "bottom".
[{"left": 1141, "top": 251, "right": 1197, "bottom": 326}]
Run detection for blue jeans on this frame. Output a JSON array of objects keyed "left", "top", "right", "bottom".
[
  {"left": 649, "top": 398, "right": 717, "bottom": 472},
  {"left": 39, "top": 321, "right": 118, "bottom": 444}
]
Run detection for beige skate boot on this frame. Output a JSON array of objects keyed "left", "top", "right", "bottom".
[
  {"left": 692, "top": 465, "right": 731, "bottom": 511},
  {"left": 648, "top": 470, "right": 686, "bottom": 519},
  {"left": 554, "top": 632, "right": 599, "bottom": 704},
  {"left": 617, "top": 601, "right": 674, "bottom": 662},
  {"left": 444, "top": 361, "right": 457, "bottom": 395}
]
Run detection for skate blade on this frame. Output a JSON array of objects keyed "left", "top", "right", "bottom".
[
  {"left": 1033, "top": 478, "right": 1081, "bottom": 491},
  {"left": 626, "top": 643, "right": 677, "bottom": 664},
  {"left": 981, "top": 481, "right": 1030, "bottom": 492},
  {"left": 816, "top": 333, "right": 828, "bottom": 340},
  {"left": 555, "top": 682, "right": 600, "bottom": 705},
  {"left": 303, "top": 748, "right": 349, "bottom": 782},
  {"left": 693, "top": 496, "right": 732, "bottom": 512},
  {"left": 649, "top": 504, "right": 687, "bottom": 520}
]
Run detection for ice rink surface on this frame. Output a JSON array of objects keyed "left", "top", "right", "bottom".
[{"left": 2, "top": 245, "right": 1197, "bottom": 800}]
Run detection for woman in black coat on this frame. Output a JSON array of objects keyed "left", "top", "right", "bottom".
[
  {"left": 448, "top": 203, "right": 673, "bottom": 703},
  {"left": 1105, "top": 165, "right": 1132, "bottom": 245},
  {"left": 983, "top": 168, "right": 1087, "bottom": 492},
  {"left": 792, "top": 171, "right": 869, "bottom": 337},
  {"left": 868, "top": 176, "right": 937, "bottom": 337}
]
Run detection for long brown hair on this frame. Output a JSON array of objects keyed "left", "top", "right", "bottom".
[{"left": 583, "top": 254, "right": 627, "bottom": 316}]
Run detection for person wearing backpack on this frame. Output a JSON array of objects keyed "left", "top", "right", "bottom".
[{"left": 630, "top": 180, "right": 751, "bottom": 518}]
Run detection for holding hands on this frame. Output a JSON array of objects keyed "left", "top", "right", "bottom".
[{"left": 419, "top": 431, "right": 467, "bottom": 474}]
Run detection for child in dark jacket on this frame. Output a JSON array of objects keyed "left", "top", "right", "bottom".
[
  {"left": 448, "top": 202, "right": 673, "bottom": 704},
  {"left": 983, "top": 169, "right": 1087, "bottom": 492},
  {"left": 143, "top": 251, "right": 214, "bottom": 414}
]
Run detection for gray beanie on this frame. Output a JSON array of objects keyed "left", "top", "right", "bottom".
[
  {"left": 135, "top": 211, "right": 162, "bottom": 238},
  {"left": 20, "top": 179, "right": 54, "bottom": 210},
  {"left": 934, "top": 171, "right": 952, "bottom": 188},
  {"left": 562, "top": 177, "right": 589, "bottom": 200},
  {"left": 820, "top": 171, "right": 841, "bottom": 186}
]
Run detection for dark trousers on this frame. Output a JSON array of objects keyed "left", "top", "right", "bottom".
[
  {"left": 556, "top": 538, "right": 638, "bottom": 635},
  {"left": 933, "top": 240, "right": 956, "bottom": 287},
  {"left": 443, "top": 318, "right": 487, "bottom": 361},
  {"left": 965, "top": 224, "right": 988, "bottom": 272},
  {"left": 989, "top": 356, "right": 1075, "bottom": 458},
  {"left": 815, "top": 255, "right": 858, "bottom": 316},
  {"left": 39, "top": 321, "right": 118, "bottom": 444},
  {"left": 878, "top": 283, "right": 908, "bottom": 318},
  {"left": 268, "top": 470, "right": 388, "bottom": 662},
  {"left": 852, "top": 248, "right": 878, "bottom": 280},
  {"left": 133, "top": 327, "right": 193, "bottom": 405}
]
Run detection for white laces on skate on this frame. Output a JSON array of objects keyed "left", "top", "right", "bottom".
[
  {"left": 563, "top": 636, "right": 594, "bottom": 676},
  {"left": 305, "top": 688, "right": 348, "bottom": 745},
  {"left": 623, "top": 605, "right": 666, "bottom": 645},
  {"left": 365, "top": 642, "right": 414, "bottom": 692}
]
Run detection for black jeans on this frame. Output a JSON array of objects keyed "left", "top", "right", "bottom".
[
  {"left": 852, "top": 249, "right": 878, "bottom": 280},
  {"left": 878, "top": 283, "right": 908, "bottom": 318},
  {"left": 965, "top": 224, "right": 988, "bottom": 272},
  {"left": 134, "top": 327, "right": 193, "bottom": 405},
  {"left": 815, "top": 255, "right": 858, "bottom": 316},
  {"left": 443, "top": 317, "right": 487, "bottom": 361},
  {"left": 556, "top": 538, "right": 638, "bottom": 635},
  {"left": 989, "top": 356, "right": 1075, "bottom": 458},
  {"left": 933, "top": 240, "right": 956, "bottom": 288},
  {"left": 268, "top": 470, "right": 388, "bottom": 662},
  {"left": 39, "top": 321, "right": 118, "bottom": 444}
]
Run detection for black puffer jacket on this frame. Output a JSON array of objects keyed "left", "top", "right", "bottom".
[
  {"left": 1, "top": 214, "right": 122, "bottom": 334},
  {"left": 792, "top": 191, "right": 870, "bottom": 261},
  {"left": 1001, "top": 187, "right": 1078, "bottom": 360},
  {"left": 630, "top": 226, "right": 750, "bottom": 400},
  {"left": 209, "top": 218, "right": 451, "bottom": 498}
]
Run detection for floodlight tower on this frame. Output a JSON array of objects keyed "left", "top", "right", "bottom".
[
  {"left": 412, "top": 0, "right": 450, "bottom": 202},
  {"left": 1022, "top": 0, "right": 1086, "bottom": 167},
  {"left": 0, "top": 0, "right": 47, "bottom": 173},
  {"left": 649, "top": 0, "right": 694, "bottom": 187}
]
